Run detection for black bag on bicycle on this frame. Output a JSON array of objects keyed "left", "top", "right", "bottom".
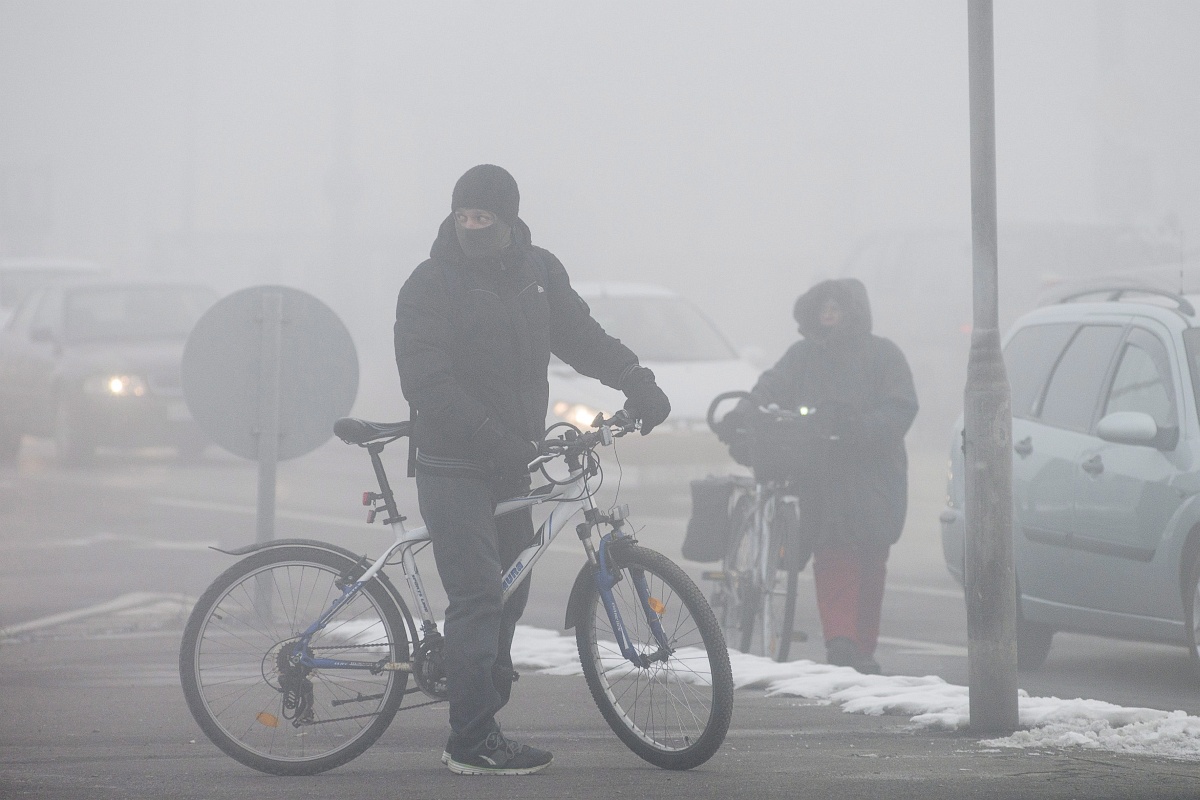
[
  {"left": 683, "top": 475, "right": 747, "bottom": 562},
  {"left": 748, "top": 415, "right": 828, "bottom": 483}
]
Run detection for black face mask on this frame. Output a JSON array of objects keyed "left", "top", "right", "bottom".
[{"left": 455, "top": 219, "right": 513, "bottom": 260}]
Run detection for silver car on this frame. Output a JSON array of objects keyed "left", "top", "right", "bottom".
[
  {"left": 941, "top": 284, "right": 1200, "bottom": 671},
  {"left": 546, "top": 282, "right": 761, "bottom": 486},
  {"left": 0, "top": 281, "right": 217, "bottom": 465}
]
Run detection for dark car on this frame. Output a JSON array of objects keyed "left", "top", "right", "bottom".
[{"left": 0, "top": 281, "right": 218, "bottom": 465}]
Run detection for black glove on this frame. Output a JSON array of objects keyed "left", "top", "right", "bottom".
[
  {"left": 713, "top": 407, "right": 750, "bottom": 444},
  {"left": 727, "top": 433, "right": 753, "bottom": 467},
  {"left": 621, "top": 366, "right": 671, "bottom": 435},
  {"left": 814, "top": 402, "right": 854, "bottom": 442}
]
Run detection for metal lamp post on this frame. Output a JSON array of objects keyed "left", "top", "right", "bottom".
[{"left": 964, "top": 0, "right": 1019, "bottom": 734}]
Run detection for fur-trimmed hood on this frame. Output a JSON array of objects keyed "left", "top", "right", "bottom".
[{"left": 793, "top": 278, "right": 873, "bottom": 340}]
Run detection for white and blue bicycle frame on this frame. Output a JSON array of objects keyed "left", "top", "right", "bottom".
[{"left": 291, "top": 435, "right": 672, "bottom": 675}]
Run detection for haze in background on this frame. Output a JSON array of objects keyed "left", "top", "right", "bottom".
[{"left": 2, "top": 1, "right": 1197, "bottom": 427}]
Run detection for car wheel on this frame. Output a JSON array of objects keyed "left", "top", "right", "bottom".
[
  {"left": 1185, "top": 550, "right": 1200, "bottom": 674},
  {"left": 54, "top": 399, "right": 94, "bottom": 467},
  {"left": 1015, "top": 614, "right": 1054, "bottom": 671}
]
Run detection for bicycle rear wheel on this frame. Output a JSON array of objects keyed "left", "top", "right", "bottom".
[
  {"left": 576, "top": 544, "right": 733, "bottom": 770},
  {"left": 179, "top": 546, "right": 410, "bottom": 775}
]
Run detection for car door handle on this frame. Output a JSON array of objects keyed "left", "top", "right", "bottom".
[
  {"left": 1081, "top": 454, "right": 1104, "bottom": 475},
  {"left": 1013, "top": 436, "right": 1032, "bottom": 457}
]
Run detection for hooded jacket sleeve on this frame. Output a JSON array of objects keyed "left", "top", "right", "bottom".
[
  {"left": 394, "top": 261, "right": 502, "bottom": 453},
  {"left": 749, "top": 343, "right": 805, "bottom": 408},
  {"left": 537, "top": 248, "right": 640, "bottom": 390},
  {"left": 845, "top": 338, "right": 918, "bottom": 448}
]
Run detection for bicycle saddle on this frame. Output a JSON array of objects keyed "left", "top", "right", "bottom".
[{"left": 333, "top": 417, "right": 412, "bottom": 445}]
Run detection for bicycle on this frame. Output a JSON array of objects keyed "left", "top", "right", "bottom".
[
  {"left": 179, "top": 410, "right": 734, "bottom": 775},
  {"left": 703, "top": 390, "right": 816, "bottom": 662}
]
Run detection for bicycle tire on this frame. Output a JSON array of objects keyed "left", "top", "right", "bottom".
[
  {"left": 179, "top": 546, "right": 410, "bottom": 775},
  {"left": 722, "top": 495, "right": 765, "bottom": 655},
  {"left": 723, "top": 495, "right": 798, "bottom": 661},
  {"left": 765, "top": 498, "right": 801, "bottom": 663},
  {"left": 769, "top": 561, "right": 800, "bottom": 663},
  {"left": 576, "top": 544, "right": 733, "bottom": 770}
]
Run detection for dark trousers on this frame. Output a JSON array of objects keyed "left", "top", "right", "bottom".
[
  {"left": 415, "top": 468, "right": 534, "bottom": 745},
  {"left": 812, "top": 543, "right": 890, "bottom": 656}
]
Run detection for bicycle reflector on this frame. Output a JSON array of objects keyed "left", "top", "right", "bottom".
[
  {"left": 648, "top": 597, "right": 666, "bottom": 615},
  {"left": 256, "top": 712, "right": 280, "bottom": 728}
]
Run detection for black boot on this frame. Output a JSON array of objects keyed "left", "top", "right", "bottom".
[{"left": 825, "top": 637, "right": 858, "bottom": 667}]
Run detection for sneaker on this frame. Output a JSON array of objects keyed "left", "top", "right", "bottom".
[
  {"left": 825, "top": 636, "right": 858, "bottom": 668},
  {"left": 446, "top": 728, "right": 553, "bottom": 775},
  {"left": 440, "top": 731, "right": 458, "bottom": 765}
]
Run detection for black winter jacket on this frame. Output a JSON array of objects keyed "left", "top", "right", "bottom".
[
  {"left": 748, "top": 278, "right": 918, "bottom": 549},
  {"left": 394, "top": 215, "right": 639, "bottom": 474}
]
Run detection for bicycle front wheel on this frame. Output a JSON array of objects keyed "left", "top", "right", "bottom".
[
  {"left": 723, "top": 495, "right": 799, "bottom": 662},
  {"left": 576, "top": 544, "right": 733, "bottom": 770},
  {"left": 761, "top": 494, "right": 801, "bottom": 662},
  {"left": 179, "top": 546, "right": 410, "bottom": 775}
]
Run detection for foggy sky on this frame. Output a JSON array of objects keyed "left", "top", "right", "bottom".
[{"left": 2, "top": 0, "right": 1198, "bottom": 399}]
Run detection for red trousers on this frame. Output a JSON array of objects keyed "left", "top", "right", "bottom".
[{"left": 812, "top": 544, "right": 889, "bottom": 656}]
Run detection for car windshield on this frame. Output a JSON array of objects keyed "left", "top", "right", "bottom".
[
  {"left": 63, "top": 286, "right": 217, "bottom": 343},
  {"left": 583, "top": 295, "right": 737, "bottom": 361}
]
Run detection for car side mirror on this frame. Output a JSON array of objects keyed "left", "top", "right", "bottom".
[{"left": 1096, "top": 411, "right": 1177, "bottom": 450}]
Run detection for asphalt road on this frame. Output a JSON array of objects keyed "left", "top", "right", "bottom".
[{"left": 3, "top": 434, "right": 1200, "bottom": 798}]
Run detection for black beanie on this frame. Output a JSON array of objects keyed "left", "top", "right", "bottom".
[{"left": 451, "top": 164, "right": 520, "bottom": 227}]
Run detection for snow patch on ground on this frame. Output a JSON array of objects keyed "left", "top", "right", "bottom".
[{"left": 510, "top": 624, "right": 1200, "bottom": 761}]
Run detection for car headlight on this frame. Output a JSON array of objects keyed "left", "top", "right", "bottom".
[
  {"left": 552, "top": 401, "right": 606, "bottom": 428},
  {"left": 83, "top": 374, "right": 148, "bottom": 397}
]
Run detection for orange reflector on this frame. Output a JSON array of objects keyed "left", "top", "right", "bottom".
[
  {"left": 648, "top": 597, "right": 665, "bottom": 615},
  {"left": 256, "top": 712, "right": 279, "bottom": 728}
]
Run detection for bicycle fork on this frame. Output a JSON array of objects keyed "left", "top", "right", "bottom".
[{"left": 585, "top": 514, "right": 673, "bottom": 668}]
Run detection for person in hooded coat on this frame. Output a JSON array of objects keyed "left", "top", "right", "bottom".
[
  {"left": 394, "top": 165, "right": 670, "bottom": 775},
  {"left": 717, "top": 278, "right": 917, "bottom": 674}
]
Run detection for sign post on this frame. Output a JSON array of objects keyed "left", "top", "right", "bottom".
[
  {"left": 182, "top": 285, "right": 359, "bottom": 547},
  {"left": 254, "top": 290, "right": 284, "bottom": 545}
]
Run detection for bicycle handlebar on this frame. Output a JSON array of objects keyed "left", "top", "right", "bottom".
[
  {"left": 705, "top": 391, "right": 753, "bottom": 432},
  {"left": 705, "top": 391, "right": 816, "bottom": 435},
  {"left": 527, "top": 409, "right": 638, "bottom": 471}
]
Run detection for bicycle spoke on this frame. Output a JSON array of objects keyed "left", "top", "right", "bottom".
[
  {"left": 181, "top": 548, "right": 410, "bottom": 775},
  {"left": 577, "top": 544, "right": 732, "bottom": 769}
]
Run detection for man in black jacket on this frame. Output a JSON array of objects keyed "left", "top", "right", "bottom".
[{"left": 394, "top": 164, "right": 670, "bottom": 775}]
